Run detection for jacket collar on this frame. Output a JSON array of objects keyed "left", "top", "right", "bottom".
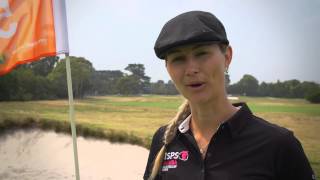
[
  {"left": 177, "top": 102, "right": 252, "bottom": 138},
  {"left": 178, "top": 114, "right": 191, "bottom": 133}
]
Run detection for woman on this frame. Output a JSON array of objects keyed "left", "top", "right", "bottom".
[{"left": 144, "top": 11, "right": 315, "bottom": 180}]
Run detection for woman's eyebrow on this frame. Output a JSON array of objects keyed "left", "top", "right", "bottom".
[
  {"left": 192, "top": 44, "right": 210, "bottom": 50},
  {"left": 167, "top": 44, "right": 210, "bottom": 56},
  {"left": 166, "top": 49, "right": 182, "bottom": 56}
]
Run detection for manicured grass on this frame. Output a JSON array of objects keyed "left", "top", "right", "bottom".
[{"left": 0, "top": 95, "right": 319, "bottom": 177}]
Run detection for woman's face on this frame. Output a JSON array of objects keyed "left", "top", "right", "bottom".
[{"left": 165, "top": 43, "right": 232, "bottom": 104}]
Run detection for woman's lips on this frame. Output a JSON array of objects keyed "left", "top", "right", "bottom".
[
  {"left": 190, "top": 83, "right": 202, "bottom": 87},
  {"left": 186, "top": 82, "right": 205, "bottom": 89}
]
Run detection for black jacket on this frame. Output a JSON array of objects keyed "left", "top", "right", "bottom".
[{"left": 144, "top": 103, "right": 316, "bottom": 180}]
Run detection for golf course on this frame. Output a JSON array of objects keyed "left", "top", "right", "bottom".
[{"left": 0, "top": 95, "right": 319, "bottom": 178}]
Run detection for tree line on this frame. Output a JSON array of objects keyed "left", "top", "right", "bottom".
[
  {"left": 227, "top": 74, "right": 320, "bottom": 103},
  {"left": 0, "top": 56, "right": 178, "bottom": 101},
  {"left": 0, "top": 56, "right": 319, "bottom": 103}
]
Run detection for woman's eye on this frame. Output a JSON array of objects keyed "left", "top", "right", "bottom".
[
  {"left": 195, "top": 51, "right": 208, "bottom": 57},
  {"left": 170, "top": 56, "right": 184, "bottom": 64}
]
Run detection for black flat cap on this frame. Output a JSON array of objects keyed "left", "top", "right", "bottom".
[{"left": 154, "top": 11, "right": 229, "bottom": 59}]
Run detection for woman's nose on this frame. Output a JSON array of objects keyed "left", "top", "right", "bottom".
[{"left": 185, "top": 58, "right": 199, "bottom": 76}]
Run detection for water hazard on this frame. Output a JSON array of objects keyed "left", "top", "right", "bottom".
[{"left": 0, "top": 129, "right": 149, "bottom": 180}]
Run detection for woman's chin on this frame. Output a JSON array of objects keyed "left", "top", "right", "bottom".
[{"left": 185, "top": 93, "right": 211, "bottom": 104}]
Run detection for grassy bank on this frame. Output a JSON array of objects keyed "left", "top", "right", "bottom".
[
  {"left": 0, "top": 117, "right": 145, "bottom": 147},
  {"left": 0, "top": 95, "right": 319, "bottom": 177}
]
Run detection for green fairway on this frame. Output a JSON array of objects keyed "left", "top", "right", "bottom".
[{"left": 0, "top": 95, "right": 319, "bottom": 177}]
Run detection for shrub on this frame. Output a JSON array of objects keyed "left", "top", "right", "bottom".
[{"left": 305, "top": 91, "right": 320, "bottom": 103}]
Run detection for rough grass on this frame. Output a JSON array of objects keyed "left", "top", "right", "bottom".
[{"left": 0, "top": 95, "right": 319, "bottom": 177}]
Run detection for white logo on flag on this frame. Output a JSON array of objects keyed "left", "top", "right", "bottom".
[{"left": 0, "top": 0, "right": 17, "bottom": 38}]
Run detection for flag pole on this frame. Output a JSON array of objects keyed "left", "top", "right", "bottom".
[{"left": 65, "top": 53, "right": 80, "bottom": 180}]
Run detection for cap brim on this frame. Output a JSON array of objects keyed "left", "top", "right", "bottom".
[{"left": 157, "top": 40, "right": 229, "bottom": 60}]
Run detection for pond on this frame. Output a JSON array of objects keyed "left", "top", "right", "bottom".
[{"left": 0, "top": 129, "right": 149, "bottom": 180}]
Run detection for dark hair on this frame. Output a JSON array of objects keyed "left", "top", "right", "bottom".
[{"left": 218, "top": 43, "right": 228, "bottom": 54}]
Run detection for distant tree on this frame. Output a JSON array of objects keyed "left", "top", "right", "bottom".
[
  {"left": 0, "top": 61, "right": 58, "bottom": 101},
  {"left": 116, "top": 75, "right": 141, "bottom": 95},
  {"left": 0, "top": 70, "right": 19, "bottom": 101},
  {"left": 2, "top": 67, "right": 52, "bottom": 100},
  {"left": 150, "top": 80, "right": 179, "bottom": 95},
  {"left": 299, "top": 81, "right": 320, "bottom": 98},
  {"left": 125, "top": 64, "right": 145, "bottom": 78},
  {"left": 25, "top": 56, "right": 59, "bottom": 76},
  {"left": 227, "top": 83, "right": 239, "bottom": 95},
  {"left": 258, "top": 81, "right": 271, "bottom": 96},
  {"left": 91, "top": 70, "right": 124, "bottom": 95},
  {"left": 12, "top": 68, "right": 36, "bottom": 100},
  {"left": 151, "top": 80, "right": 166, "bottom": 94},
  {"left": 143, "top": 79, "right": 151, "bottom": 94},
  {"left": 48, "top": 56, "right": 94, "bottom": 98},
  {"left": 124, "top": 64, "right": 151, "bottom": 94},
  {"left": 268, "top": 81, "right": 284, "bottom": 97},
  {"left": 225, "top": 73, "right": 230, "bottom": 88},
  {"left": 305, "top": 90, "right": 320, "bottom": 103},
  {"left": 237, "top": 74, "right": 259, "bottom": 96},
  {"left": 166, "top": 80, "right": 179, "bottom": 95},
  {"left": 282, "top": 79, "right": 301, "bottom": 98}
]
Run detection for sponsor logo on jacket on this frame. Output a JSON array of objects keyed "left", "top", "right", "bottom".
[{"left": 162, "top": 150, "right": 189, "bottom": 171}]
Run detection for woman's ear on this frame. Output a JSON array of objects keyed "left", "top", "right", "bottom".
[{"left": 224, "top": 46, "right": 233, "bottom": 69}]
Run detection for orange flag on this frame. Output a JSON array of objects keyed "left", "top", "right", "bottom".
[{"left": 0, "top": 0, "right": 69, "bottom": 75}]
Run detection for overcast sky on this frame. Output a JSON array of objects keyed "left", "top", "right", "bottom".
[{"left": 66, "top": 0, "right": 320, "bottom": 84}]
